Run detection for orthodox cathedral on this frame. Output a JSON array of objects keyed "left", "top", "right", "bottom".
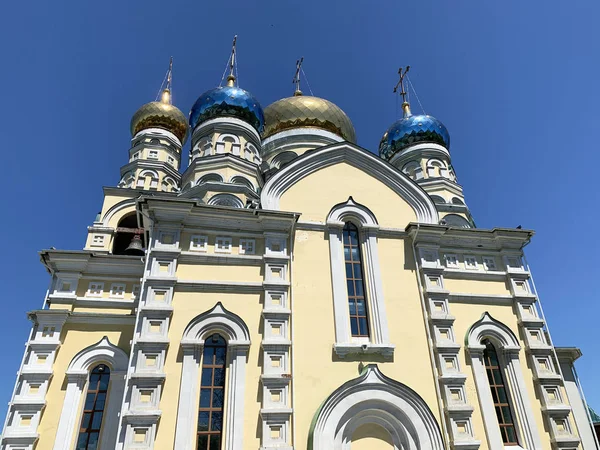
[{"left": 1, "top": 40, "right": 598, "bottom": 450}]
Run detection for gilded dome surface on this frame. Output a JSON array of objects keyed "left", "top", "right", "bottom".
[
  {"left": 189, "top": 85, "right": 264, "bottom": 133},
  {"left": 263, "top": 95, "right": 356, "bottom": 143},
  {"left": 130, "top": 100, "right": 189, "bottom": 144},
  {"left": 379, "top": 114, "right": 449, "bottom": 160}
]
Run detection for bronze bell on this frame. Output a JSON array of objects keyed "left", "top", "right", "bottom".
[{"left": 124, "top": 234, "right": 145, "bottom": 256}]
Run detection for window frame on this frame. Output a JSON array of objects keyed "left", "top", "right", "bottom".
[
  {"left": 75, "top": 364, "right": 111, "bottom": 450},
  {"left": 342, "top": 222, "right": 370, "bottom": 338}
]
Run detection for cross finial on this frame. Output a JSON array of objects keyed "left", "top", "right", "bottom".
[
  {"left": 293, "top": 57, "right": 304, "bottom": 96},
  {"left": 160, "top": 57, "right": 174, "bottom": 104},
  {"left": 393, "top": 66, "right": 411, "bottom": 117},
  {"left": 227, "top": 35, "right": 238, "bottom": 87}
]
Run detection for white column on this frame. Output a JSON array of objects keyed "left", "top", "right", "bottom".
[
  {"left": 361, "top": 228, "right": 389, "bottom": 345},
  {"left": 53, "top": 373, "right": 87, "bottom": 450},
  {"left": 327, "top": 225, "right": 350, "bottom": 344},
  {"left": 100, "top": 370, "right": 127, "bottom": 450},
  {"left": 503, "top": 350, "right": 543, "bottom": 450},
  {"left": 224, "top": 346, "right": 248, "bottom": 450},
  {"left": 173, "top": 344, "right": 202, "bottom": 450},
  {"left": 469, "top": 346, "right": 504, "bottom": 450}
]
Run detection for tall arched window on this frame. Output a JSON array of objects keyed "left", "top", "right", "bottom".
[
  {"left": 482, "top": 340, "right": 518, "bottom": 445},
  {"left": 197, "top": 334, "right": 227, "bottom": 449},
  {"left": 76, "top": 364, "right": 110, "bottom": 450},
  {"left": 343, "top": 222, "right": 369, "bottom": 337}
]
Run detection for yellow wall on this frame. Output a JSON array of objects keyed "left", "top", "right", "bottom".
[
  {"left": 444, "top": 278, "right": 511, "bottom": 297},
  {"left": 154, "top": 291, "right": 263, "bottom": 450},
  {"left": 291, "top": 230, "right": 442, "bottom": 447},
  {"left": 279, "top": 162, "right": 418, "bottom": 227},
  {"left": 351, "top": 423, "right": 394, "bottom": 449},
  {"left": 36, "top": 323, "right": 133, "bottom": 450},
  {"left": 177, "top": 263, "right": 262, "bottom": 282}
]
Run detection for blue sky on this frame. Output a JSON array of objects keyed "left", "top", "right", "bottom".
[{"left": 1, "top": 0, "right": 598, "bottom": 428}]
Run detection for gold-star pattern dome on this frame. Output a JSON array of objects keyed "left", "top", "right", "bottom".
[
  {"left": 130, "top": 90, "right": 189, "bottom": 144},
  {"left": 262, "top": 94, "right": 356, "bottom": 143}
]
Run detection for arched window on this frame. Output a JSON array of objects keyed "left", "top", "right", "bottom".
[
  {"left": 197, "top": 334, "right": 227, "bottom": 450},
  {"left": 483, "top": 340, "right": 518, "bottom": 445},
  {"left": 76, "top": 364, "right": 110, "bottom": 450},
  {"left": 343, "top": 222, "right": 369, "bottom": 337}
]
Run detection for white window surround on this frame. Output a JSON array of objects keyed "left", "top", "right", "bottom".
[
  {"left": 53, "top": 337, "right": 128, "bottom": 450},
  {"left": 190, "top": 235, "right": 208, "bottom": 252},
  {"left": 174, "top": 303, "right": 250, "bottom": 450},
  {"left": 215, "top": 236, "right": 233, "bottom": 253},
  {"left": 466, "top": 313, "right": 543, "bottom": 450},
  {"left": 109, "top": 283, "right": 126, "bottom": 298},
  {"left": 308, "top": 364, "right": 445, "bottom": 450},
  {"left": 86, "top": 282, "right": 104, "bottom": 297},
  {"left": 326, "top": 198, "right": 394, "bottom": 358},
  {"left": 239, "top": 238, "right": 255, "bottom": 255}
]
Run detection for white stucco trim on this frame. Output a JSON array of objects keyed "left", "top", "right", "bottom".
[
  {"left": 53, "top": 337, "right": 128, "bottom": 450},
  {"left": 466, "top": 313, "right": 543, "bottom": 450},
  {"left": 101, "top": 198, "right": 138, "bottom": 226},
  {"left": 326, "top": 198, "right": 393, "bottom": 357},
  {"left": 260, "top": 142, "right": 438, "bottom": 224},
  {"left": 309, "top": 365, "right": 444, "bottom": 450},
  {"left": 174, "top": 303, "right": 250, "bottom": 450}
]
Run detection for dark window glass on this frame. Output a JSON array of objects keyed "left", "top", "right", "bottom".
[
  {"left": 76, "top": 364, "right": 110, "bottom": 450},
  {"left": 483, "top": 340, "right": 519, "bottom": 445},
  {"left": 197, "top": 334, "right": 227, "bottom": 450},
  {"left": 343, "top": 222, "right": 370, "bottom": 337}
]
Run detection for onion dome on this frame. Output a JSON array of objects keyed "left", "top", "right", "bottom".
[
  {"left": 379, "top": 103, "right": 449, "bottom": 160},
  {"left": 189, "top": 77, "right": 264, "bottom": 133},
  {"left": 263, "top": 93, "right": 356, "bottom": 143},
  {"left": 130, "top": 89, "right": 189, "bottom": 144}
]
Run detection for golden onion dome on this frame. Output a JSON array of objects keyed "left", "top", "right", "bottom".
[
  {"left": 262, "top": 94, "right": 356, "bottom": 143},
  {"left": 130, "top": 90, "right": 189, "bottom": 144}
]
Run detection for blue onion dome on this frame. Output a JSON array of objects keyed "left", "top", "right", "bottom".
[
  {"left": 130, "top": 89, "right": 189, "bottom": 144},
  {"left": 262, "top": 93, "right": 356, "bottom": 143},
  {"left": 189, "top": 79, "right": 264, "bottom": 133},
  {"left": 379, "top": 104, "right": 450, "bottom": 160}
]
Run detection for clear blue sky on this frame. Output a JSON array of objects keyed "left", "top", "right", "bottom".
[{"left": 1, "top": 0, "right": 598, "bottom": 427}]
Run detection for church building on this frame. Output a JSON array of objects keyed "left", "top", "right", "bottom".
[{"left": 1, "top": 43, "right": 598, "bottom": 450}]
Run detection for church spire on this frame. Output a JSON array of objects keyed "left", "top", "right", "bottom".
[
  {"left": 393, "top": 66, "right": 411, "bottom": 117},
  {"left": 293, "top": 57, "right": 304, "bottom": 96},
  {"left": 226, "top": 35, "right": 237, "bottom": 87}
]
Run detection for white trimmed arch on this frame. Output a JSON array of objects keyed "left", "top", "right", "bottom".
[
  {"left": 53, "top": 337, "right": 128, "bottom": 450},
  {"left": 466, "top": 313, "right": 542, "bottom": 450},
  {"left": 174, "top": 303, "right": 250, "bottom": 450},
  {"left": 309, "top": 365, "right": 444, "bottom": 450},
  {"left": 207, "top": 193, "right": 244, "bottom": 208},
  {"left": 101, "top": 199, "right": 138, "bottom": 226},
  {"left": 326, "top": 198, "right": 392, "bottom": 357},
  {"left": 261, "top": 142, "right": 438, "bottom": 224}
]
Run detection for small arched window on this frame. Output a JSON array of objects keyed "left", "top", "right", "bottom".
[
  {"left": 483, "top": 340, "right": 519, "bottom": 445},
  {"left": 197, "top": 334, "right": 227, "bottom": 450},
  {"left": 343, "top": 222, "right": 369, "bottom": 337},
  {"left": 76, "top": 364, "right": 110, "bottom": 450}
]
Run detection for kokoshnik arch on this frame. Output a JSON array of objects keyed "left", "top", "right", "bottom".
[{"left": 1, "top": 42, "right": 598, "bottom": 450}]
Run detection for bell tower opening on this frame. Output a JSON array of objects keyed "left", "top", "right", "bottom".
[{"left": 112, "top": 213, "right": 145, "bottom": 256}]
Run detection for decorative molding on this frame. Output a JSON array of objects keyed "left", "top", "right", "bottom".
[
  {"left": 260, "top": 142, "right": 438, "bottom": 224},
  {"left": 466, "top": 313, "right": 542, "bottom": 450},
  {"left": 54, "top": 337, "right": 128, "bottom": 450},
  {"left": 174, "top": 303, "right": 251, "bottom": 450},
  {"left": 308, "top": 365, "right": 445, "bottom": 450}
]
